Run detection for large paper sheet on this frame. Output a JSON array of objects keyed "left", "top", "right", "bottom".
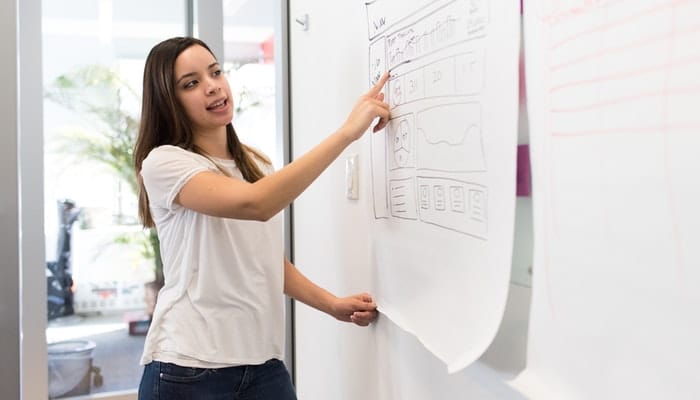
[
  {"left": 367, "top": 0, "right": 520, "bottom": 372},
  {"left": 522, "top": 1, "right": 700, "bottom": 398}
]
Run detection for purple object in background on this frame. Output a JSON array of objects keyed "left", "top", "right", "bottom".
[
  {"left": 521, "top": 0, "right": 523, "bottom": 14},
  {"left": 517, "top": 144, "right": 531, "bottom": 197}
]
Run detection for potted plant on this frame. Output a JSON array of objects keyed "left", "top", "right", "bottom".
[{"left": 45, "top": 65, "right": 164, "bottom": 316}]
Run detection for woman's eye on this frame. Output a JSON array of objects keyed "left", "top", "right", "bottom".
[
  {"left": 184, "top": 80, "right": 198, "bottom": 89},
  {"left": 213, "top": 70, "right": 222, "bottom": 77}
]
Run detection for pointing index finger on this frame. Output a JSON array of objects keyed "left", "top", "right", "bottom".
[{"left": 369, "top": 71, "right": 390, "bottom": 96}]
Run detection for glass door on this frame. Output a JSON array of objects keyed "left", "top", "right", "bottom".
[
  {"left": 42, "top": 1, "right": 187, "bottom": 397},
  {"left": 40, "top": 1, "right": 290, "bottom": 398}
]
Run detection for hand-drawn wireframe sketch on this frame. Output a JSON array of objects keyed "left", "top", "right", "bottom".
[
  {"left": 367, "top": 0, "right": 490, "bottom": 239},
  {"left": 365, "top": 0, "right": 518, "bottom": 373}
]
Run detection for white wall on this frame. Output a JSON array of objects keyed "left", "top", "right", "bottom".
[{"left": 289, "top": 1, "right": 532, "bottom": 398}]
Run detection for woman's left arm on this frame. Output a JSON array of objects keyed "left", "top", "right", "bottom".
[{"left": 283, "top": 258, "right": 378, "bottom": 326}]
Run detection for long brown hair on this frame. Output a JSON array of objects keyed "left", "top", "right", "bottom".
[{"left": 134, "top": 37, "right": 268, "bottom": 228}]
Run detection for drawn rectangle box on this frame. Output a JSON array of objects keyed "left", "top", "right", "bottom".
[
  {"left": 417, "top": 176, "right": 488, "bottom": 239},
  {"left": 390, "top": 177, "right": 418, "bottom": 220}
]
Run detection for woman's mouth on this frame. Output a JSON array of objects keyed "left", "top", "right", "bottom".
[{"left": 206, "top": 99, "right": 227, "bottom": 111}]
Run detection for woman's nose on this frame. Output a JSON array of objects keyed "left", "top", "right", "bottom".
[
  {"left": 205, "top": 80, "right": 220, "bottom": 94},
  {"left": 206, "top": 84, "right": 219, "bottom": 94}
]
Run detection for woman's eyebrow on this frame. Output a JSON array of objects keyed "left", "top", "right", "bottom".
[
  {"left": 176, "top": 62, "right": 219, "bottom": 85},
  {"left": 176, "top": 71, "right": 198, "bottom": 85}
]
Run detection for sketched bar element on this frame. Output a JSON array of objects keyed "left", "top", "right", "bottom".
[{"left": 417, "top": 177, "right": 487, "bottom": 239}]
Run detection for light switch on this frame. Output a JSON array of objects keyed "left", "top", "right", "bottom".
[{"left": 345, "top": 154, "right": 359, "bottom": 200}]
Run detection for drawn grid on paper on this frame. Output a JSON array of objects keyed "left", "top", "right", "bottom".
[{"left": 367, "top": 0, "right": 491, "bottom": 240}]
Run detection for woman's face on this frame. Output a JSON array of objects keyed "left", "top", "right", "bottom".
[{"left": 173, "top": 44, "right": 234, "bottom": 135}]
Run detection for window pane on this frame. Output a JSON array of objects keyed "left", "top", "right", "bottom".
[
  {"left": 223, "top": 0, "right": 279, "bottom": 168},
  {"left": 43, "top": 1, "right": 186, "bottom": 397}
]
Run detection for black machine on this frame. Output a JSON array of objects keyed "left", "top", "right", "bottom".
[{"left": 47, "top": 199, "right": 81, "bottom": 320}]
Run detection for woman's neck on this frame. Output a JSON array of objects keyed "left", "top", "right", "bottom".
[{"left": 193, "top": 126, "right": 232, "bottom": 159}]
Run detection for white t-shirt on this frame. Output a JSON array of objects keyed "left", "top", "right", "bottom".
[{"left": 139, "top": 145, "right": 285, "bottom": 368}]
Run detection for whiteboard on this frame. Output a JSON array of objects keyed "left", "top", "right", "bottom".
[
  {"left": 367, "top": 0, "right": 520, "bottom": 373},
  {"left": 521, "top": 0, "right": 700, "bottom": 398}
]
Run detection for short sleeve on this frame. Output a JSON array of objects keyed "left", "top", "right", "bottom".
[{"left": 140, "top": 145, "right": 211, "bottom": 211}]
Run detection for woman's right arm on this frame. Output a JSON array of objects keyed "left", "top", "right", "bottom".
[{"left": 177, "top": 72, "right": 391, "bottom": 221}]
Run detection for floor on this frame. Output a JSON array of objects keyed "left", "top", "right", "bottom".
[{"left": 47, "top": 311, "right": 147, "bottom": 397}]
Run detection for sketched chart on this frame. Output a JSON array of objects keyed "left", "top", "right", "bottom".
[
  {"left": 368, "top": 0, "right": 490, "bottom": 239},
  {"left": 365, "top": 0, "right": 519, "bottom": 372},
  {"left": 416, "top": 103, "right": 485, "bottom": 173},
  {"left": 418, "top": 177, "right": 488, "bottom": 237}
]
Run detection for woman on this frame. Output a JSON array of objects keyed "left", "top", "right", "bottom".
[{"left": 133, "top": 36, "right": 390, "bottom": 399}]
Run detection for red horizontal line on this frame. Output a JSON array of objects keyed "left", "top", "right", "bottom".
[
  {"left": 550, "top": 86, "right": 700, "bottom": 113},
  {"left": 550, "top": 123, "right": 700, "bottom": 137},
  {"left": 549, "top": 24, "right": 700, "bottom": 72},
  {"left": 549, "top": 0, "right": 689, "bottom": 51},
  {"left": 539, "top": 0, "right": 624, "bottom": 26},
  {"left": 548, "top": 54, "right": 700, "bottom": 93}
]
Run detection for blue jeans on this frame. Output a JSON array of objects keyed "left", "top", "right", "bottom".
[{"left": 138, "top": 359, "right": 297, "bottom": 400}]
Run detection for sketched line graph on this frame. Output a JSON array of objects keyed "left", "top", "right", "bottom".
[
  {"left": 385, "top": 103, "right": 486, "bottom": 172},
  {"left": 416, "top": 103, "right": 486, "bottom": 173}
]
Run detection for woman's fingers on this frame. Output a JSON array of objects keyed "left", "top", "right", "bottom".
[
  {"left": 372, "top": 99, "right": 391, "bottom": 132},
  {"left": 373, "top": 115, "right": 389, "bottom": 132},
  {"left": 350, "top": 310, "right": 379, "bottom": 326},
  {"left": 341, "top": 72, "right": 391, "bottom": 140},
  {"left": 368, "top": 71, "right": 390, "bottom": 97},
  {"left": 370, "top": 78, "right": 389, "bottom": 131}
]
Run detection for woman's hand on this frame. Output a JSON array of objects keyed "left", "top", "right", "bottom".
[
  {"left": 330, "top": 293, "right": 379, "bottom": 327},
  {"left": 340, "top": 72, "right": 391, "bottom": 142}
]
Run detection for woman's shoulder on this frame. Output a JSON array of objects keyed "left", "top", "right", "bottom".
[
  {"left": 145, "top": 145, "right": 205, "bottom": 163},
  {"left": 143, "top": 145, "right": 210, "bottom": 172},
  {"left": 147, "top": 144, "right": 191, "bottom": 158}
]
